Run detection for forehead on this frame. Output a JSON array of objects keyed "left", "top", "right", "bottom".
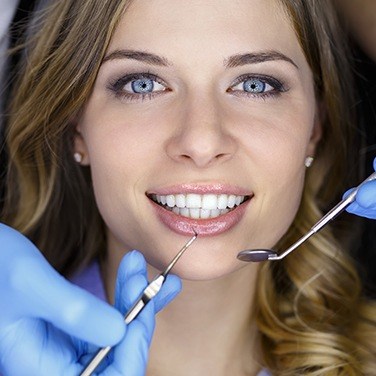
[{"left": 108, "top": 0, "right": 306, "bottom": 67}]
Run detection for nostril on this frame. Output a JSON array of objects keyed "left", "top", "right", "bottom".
[{"left": 216, "top": 153, "right": 229, "bottom": 159}]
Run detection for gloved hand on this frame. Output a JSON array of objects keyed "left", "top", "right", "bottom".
[
  {"left": 345, "top": 157, "right": 376, "bottom": 219},
  {"left": 0, "top": 223, "right": 181, "bottom": 376}
]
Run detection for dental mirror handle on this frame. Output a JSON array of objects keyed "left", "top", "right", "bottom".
[
  {"left": 238, "top": 171, "right": 376, "bottom": 262},
  {"left": 269, "top": 171, "right": 376, "bottom": 260}
]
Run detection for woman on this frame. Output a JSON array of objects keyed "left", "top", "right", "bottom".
[{"left": 1, "top": 0, "right": 376, "bottom": 375}]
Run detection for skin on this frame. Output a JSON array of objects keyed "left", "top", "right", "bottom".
[{"left": 75, "top": 0, "right": 322, "bottom": 374}]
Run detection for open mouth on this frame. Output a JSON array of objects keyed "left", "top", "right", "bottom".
[{"left": 148, "top": 193, "right": 250, "bottom": 220}]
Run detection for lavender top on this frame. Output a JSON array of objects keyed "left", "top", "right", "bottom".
[{"left": 70, "top": 261, "right": 107, "bottom": 301}]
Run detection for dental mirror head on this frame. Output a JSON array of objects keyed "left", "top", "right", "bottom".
[{"left": 237, "top": 249, "right": 278, "bottom": 262}]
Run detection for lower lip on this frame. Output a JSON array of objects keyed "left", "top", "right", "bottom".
[{"left": 149, "top": 199, "right": 251, "bottom": 237}]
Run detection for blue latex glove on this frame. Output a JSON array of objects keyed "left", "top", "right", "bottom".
[
  {"left": 345, "top": 157, "right": 376, "bottom": 219},
  {"left": 0, "top": 223, "right": 181, "bottom": 376}
]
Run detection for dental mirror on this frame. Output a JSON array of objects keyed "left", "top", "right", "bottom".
[{"left": 237, "top": 171, "right": 376, "bottom": 263}]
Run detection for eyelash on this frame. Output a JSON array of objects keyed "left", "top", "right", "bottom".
[{"left": 107, "top": 72, "right": 287, "bottom": 102}]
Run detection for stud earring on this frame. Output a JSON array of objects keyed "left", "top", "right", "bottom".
[
  {"left": 73, "top": 152, "right": 83, "bottom": 163},
  {"left": 305, "top": 156, "right": 314, "bottom": 168}
]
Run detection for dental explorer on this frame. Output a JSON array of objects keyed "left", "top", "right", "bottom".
[
  {"left": 80, "top": 233, "right": 197, "bottom": 376},
  {"left": 237, "top": 171, "right": 376, "bottom": 263}
]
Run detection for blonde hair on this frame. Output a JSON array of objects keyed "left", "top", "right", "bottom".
[
  {"left": 2, "top": 0, "right": 376, "bottom": 374},
  {"left": 255, "top": 1, "right": 376, "bottom": 374},
  {"left": 3, "top": 0, "right": 131, "bottom": 274}
]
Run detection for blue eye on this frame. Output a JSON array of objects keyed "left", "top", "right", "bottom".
[
  {"left": 110, "top": 73, "right": 167, "bottom": 100},
  {"left": 131, "top": 78, "right": 155, "bottom": 93},
  {"left": 229, "top": 74, "right": 285, "bottom": 98},
  {"left": 243, "top": 79, "right": 267, "bottom": 93},
  {"left": 124, "top": 76, "right": 165, "bottom": 94},
  {"left": 232, "top": 78, "right": 273, "bottom": 94}
]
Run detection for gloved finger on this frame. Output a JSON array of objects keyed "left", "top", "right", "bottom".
[
  {"left": 116, "top": 273, "right": 149, "bottom": 317},
  {"left": 103, "top": 256, "right": 155, "bottom": 376},
  {"left": 85, "top": 256, "right": 153, "bottom": 376},
  {"left": 105, "top": 277, "right": 181, "bottom": 374},
  {"left": 344, "top": 180, "right": 376, "bottom": 219},
  {"left": 0, "top": 224, "right": 125, "bottom": 347},
  {"left": 115, "top": 251, "right": 149, "bottom": 313},
  {"left": 103, "top": 301, "right": 156, "bottom": 376},
  {"left": 115, "top": 251, "right": 182, "bottom": 313},
  {"left": 153, "top": 274, "right": 182, "bottom": 313},
  {"left": 346, "top": 202, "right": 376, "bottom": 219},
  {"left": 356, "top": 180, "right": 376, "bottom": 209}
]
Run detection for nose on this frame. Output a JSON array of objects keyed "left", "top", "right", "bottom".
[{"left": 165, "top": 94, "right": 237, "bottom": 168}]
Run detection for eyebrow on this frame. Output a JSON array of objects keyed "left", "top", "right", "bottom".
[
  {"left": 224, "top": 51, "right": 298, "bottom": 69},
  {"left": 102, "top": 49, "right": 171, "bottom": 66},
  {"left": 102, "top": 49, "right": 298, "bottom": 69}
]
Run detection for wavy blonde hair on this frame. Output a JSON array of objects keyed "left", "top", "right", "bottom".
[
  {"left": 255, "top": 1, "right": 376, "bottom": 374},
  {"left": 2, "top": 0, "right": 376, "bottom": 374}
]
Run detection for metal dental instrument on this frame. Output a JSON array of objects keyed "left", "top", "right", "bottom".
[
  {"left": 237, "top": 171, "right": 376, "bottom": 263},
  {"left": 80, "top": 233, "right": 197, "bottom": 376}
]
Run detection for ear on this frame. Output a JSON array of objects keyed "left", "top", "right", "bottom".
[
  {"left": 73, "top": 124, "right": 90, "bottom": 166},
  {"left": 306, "top": 103, "right": 324, "bottom": 157}
]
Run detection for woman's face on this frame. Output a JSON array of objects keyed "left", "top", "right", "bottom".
[{"left": 76, "top": 0, "right": 321, "bottom": 280}]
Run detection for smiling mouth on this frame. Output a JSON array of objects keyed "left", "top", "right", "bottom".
[{"left": 148, "top": 193, "right": 250, "bottom": 220}]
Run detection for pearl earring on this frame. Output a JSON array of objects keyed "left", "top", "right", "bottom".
[
  {"left": 305, "top": 156, "right": 314, "bottom": 168},
  {"left": 74, "top": 152, "right": 83, "bottom": 163}
]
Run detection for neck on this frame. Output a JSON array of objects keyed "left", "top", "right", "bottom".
[{"left": 148, "top": 266, "right": 262, "bottom": 376}]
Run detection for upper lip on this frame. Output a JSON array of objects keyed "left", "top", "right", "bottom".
[{"left": 146, "top": 183, "right": 252, "bottom": 196}]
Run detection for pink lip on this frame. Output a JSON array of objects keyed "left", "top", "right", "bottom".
[
  {"left": 148, "top": 196, "right": 252, "bottom": 237},
  {"left": 148, "top": 183, "right": 251, "bottom": 196}
]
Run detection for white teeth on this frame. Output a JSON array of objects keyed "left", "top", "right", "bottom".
[
  {"left": 180, "top": 208, "right": 190, "bottom": 217},
  {"left": 235, "top": 196, "right": 242, "bottom": 206},
  {"left": 152, "top": 193, "right": 247, "bottom": 219},
  {"left": 166, "top": 195, "right": 175, "bottom": 208},
  {"left": 217, "top": 194, "right": 228, "bottom": 209},
  {"left": 200, "top": 209, "right": 211, "bottom": 219},
  {"left": 202, "top": 194, "right": 218, "bottom": 210},
  {"left": 228, "top": 195, "right": 236, "bottom": 208},
  {"left": 175, "top": 194, "right": 186, "bottom": 208},
  {"left": 186, "top": 194, "right": 202, "bottom": 208},
  {"left": 190, "top": 208, "right": 201, "bottom": 219},
  {"left": 210, "top": 209, "right": 220, "bottom": 218}
]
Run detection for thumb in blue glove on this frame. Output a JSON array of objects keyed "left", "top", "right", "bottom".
[{"left": 345, "top": 157, "right": 376, "bottom": 219}]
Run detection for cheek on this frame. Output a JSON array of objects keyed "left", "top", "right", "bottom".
[
  {"left": 234, "top": 103, "right": 314, "bottom": 247},
  {"left": 78, "top": 104, "right": 170, "bottom": 225},
  {"left": 82, "top": 103, "right": 166, "bottom": 173},
  {"left": 237, "top": 104, "right": 314, "bottom": 178}
]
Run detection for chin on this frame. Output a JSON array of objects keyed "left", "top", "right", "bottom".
[{"left": 158, "top": 253, "right": 254, "bottom": 281}]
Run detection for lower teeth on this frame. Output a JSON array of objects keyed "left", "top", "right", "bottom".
[{"left": 166, "top": 206, "right": 230, "bottom": 219}]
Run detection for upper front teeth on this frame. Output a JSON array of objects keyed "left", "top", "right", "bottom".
[{"left": 152, "top": 193, "right": 246, "bottom": 210}]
